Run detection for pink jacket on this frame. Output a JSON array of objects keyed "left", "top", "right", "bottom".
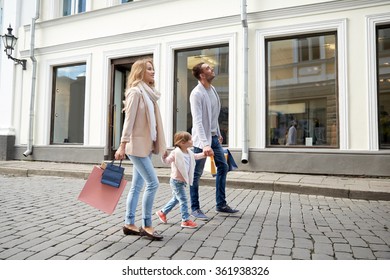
[{"left": 162, "top": 147, "right": 206, "bottom": 185}]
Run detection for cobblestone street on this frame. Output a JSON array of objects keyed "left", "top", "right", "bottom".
[{"left": 1, "top": 175, "right": 389, "bottom": 260}]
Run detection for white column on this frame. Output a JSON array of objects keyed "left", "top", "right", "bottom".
[
  {"left": 0, "top": 0, "right": 21, "bottom": 137},
  {"left": 0, "top": 0, "right": 23, "bottom": 159}
]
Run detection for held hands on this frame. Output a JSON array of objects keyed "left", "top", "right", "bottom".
[
  {"left": 161, "top": 150, "right": 169, "bottom": 164},
  {"left": 203, "top": 145, "right": 214, "bottom": 157}
]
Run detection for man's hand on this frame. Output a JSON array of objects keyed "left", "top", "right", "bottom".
[{"left": 203, "top": 145, "right": 214, "bottom": 156}]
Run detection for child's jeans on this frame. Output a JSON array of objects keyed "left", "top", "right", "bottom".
[{"left": 162, "top": 178, "right": 190, "bottom": 221}]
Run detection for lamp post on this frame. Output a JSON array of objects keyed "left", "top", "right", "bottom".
[{"left": 1, "top": 25, "right": 27, "bottom": 70}]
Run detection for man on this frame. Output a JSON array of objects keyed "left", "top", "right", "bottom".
[
  {"left": 286, "top": 120, "right": 297, "bottom": 145},
  {"left": 189, "top": 62, "right": 239, "bottom": 220}
]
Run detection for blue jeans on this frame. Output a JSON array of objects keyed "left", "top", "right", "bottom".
[
  {"left": 125, "top": 154, "right": 159, "bottom": 227},
  {"left": 162, "top": 178, "right": 190, "bottom": 221},
  {"left": 190, "top": 135, "right": 229, "bottom": 211}
]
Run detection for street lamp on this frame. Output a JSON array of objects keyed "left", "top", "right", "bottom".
[{"left": 1, "top": 24, "right": 27, "bottom": 70}]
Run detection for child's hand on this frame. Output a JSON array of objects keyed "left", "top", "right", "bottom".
[{"left": 161, "top": 151, "right": 168, "bottom": 163}]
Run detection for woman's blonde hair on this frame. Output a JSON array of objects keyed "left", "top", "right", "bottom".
[
  {"left": 126, "top": 57, "right": 155, "bottom": 90},
  {"left": 173, "top": 131, "right": 192, "bottom": 147}
]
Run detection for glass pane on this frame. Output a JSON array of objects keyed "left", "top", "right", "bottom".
[
  {"left": 266, "top": 33, "right": 338, "bottom": 147},
  {"left": 378, "top": 25, "right": 390, "bottom": 149},
  {"left": 52, "top": 64, "right": 86, "bottom": 144},
  {"left": 78, "top": 0, "right": 86, "bottom": 13},
  {"left": 63, "top": 0, "right": 72, "bottom": 16},
  {"left": 174, "top": 45, "right": 229, "bottom": 145},
  {"left": 113, "top": 69, "right": 127, "bottom": 150}
]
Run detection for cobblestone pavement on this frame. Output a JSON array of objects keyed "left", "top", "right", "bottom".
[{"left": 0, "top": 175, "right": 389, "bottom": 260}]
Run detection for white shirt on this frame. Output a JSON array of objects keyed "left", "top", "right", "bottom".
[
  {"left": 183, "top": 152, "right": 191, "bottom": 177},
  {"left": 207, "top": 87, "right": 219, "bottom": 136}
]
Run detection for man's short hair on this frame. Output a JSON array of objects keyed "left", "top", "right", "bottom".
[{"left": 192, "top": 62, "right": 205, "bottom": 80}]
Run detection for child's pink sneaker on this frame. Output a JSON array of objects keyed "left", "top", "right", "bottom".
[
  {"left": 156, "top": 210, "right": 167, "bottom": 223},
  {"left": 181, "top": 220, "right": 198, "bottom": 228}
]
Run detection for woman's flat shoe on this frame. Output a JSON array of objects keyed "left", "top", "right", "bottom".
[
  {"left": 139, "top": 227, "right": 163, "bottom": 241},
  {"left": 123, "top": 226, "right": 140, "bottom": 236}
]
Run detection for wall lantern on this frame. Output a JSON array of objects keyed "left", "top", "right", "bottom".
[{"left": 1, "top": 25, "right": 27, "bottom": 70}]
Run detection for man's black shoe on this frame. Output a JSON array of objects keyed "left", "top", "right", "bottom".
[{"left": 216, "top": 205, "right": 239, "bottom": 214}]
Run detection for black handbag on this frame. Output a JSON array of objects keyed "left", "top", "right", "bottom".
[{"left": 101, "top": 160, "right": 124, "bottom": 188}]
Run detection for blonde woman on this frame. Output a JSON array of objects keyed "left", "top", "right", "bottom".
[{"left": 115, "top": 58, "right": 166, "bottom": 241}]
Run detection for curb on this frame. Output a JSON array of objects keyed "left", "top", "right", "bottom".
[{"left": 1, "top": 167, "right": 389, "bottom": 201}]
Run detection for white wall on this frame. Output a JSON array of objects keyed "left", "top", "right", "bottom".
[{"left": 7, "top": 0, "right": 390, "bottom": 155}]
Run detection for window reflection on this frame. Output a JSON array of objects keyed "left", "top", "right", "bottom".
[
  {"left": 174, "top": 45, "right": 229, "bottom": 145},
  {"left": 63, "top": 0, "right": 86, "bottom": 16},
  {"left": 378, "top": 25, "right": 390, "bottom": 149},
  {"left": 52, "top": 64, "right": 86, "bottom": 144},
  {"left": 266, "top": 33, "right": 338, "bottom": 147}
]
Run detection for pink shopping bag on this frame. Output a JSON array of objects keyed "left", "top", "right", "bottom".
[{"left": 78, "top": 166, "right": 127, "bottom": 214}]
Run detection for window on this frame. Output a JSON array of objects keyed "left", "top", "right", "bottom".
[
  {"left": 298, "top": 37, "right": 320, "bottom": 62},
  {"left": 63, "top": 0, "right": 86, "bottom": 16},
  {"left": 174, "top": 45, "right": 229, "bottom": 145},
  {"left": 51, "top": 64, "right": 86, "bottom": 144},
  {"left": 266, "top": 32, "right": 338, "bottom": 147},
  {"left": 377, "top": 25, "right": 390, "bottom": 149},
  {"left": 121, "top": 0, "right": 133, "bottom": 3}
]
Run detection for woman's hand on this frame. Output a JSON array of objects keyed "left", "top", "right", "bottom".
[{"left": 115, "top": 144, "right": 126, "bottom": 160}]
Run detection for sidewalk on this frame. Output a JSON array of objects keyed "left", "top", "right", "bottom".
[
  {"left": 0, "top": 160, "right": 389, "bottom": 201},
  {"left": 1, "top": 160, "right": 390, "bottom": 261}
]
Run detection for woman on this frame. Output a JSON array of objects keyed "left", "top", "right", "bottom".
[{"left": 115, "top": 58, "right": 166, "bottom": 241}]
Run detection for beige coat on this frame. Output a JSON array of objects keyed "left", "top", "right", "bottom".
[{"left": 120, "top": 86, "right": 166, "bottom": 157}]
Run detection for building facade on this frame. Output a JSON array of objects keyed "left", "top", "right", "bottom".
[{"left": 0, "top": 0, "right": 389, "bottom": 176}]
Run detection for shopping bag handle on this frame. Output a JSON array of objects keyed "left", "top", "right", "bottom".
[{"left": 109, "top": 159, "right": 123, "bottom": 166}]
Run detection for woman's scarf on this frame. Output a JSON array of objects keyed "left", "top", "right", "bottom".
[
  {"left": 139, "top": 82, "right": 157, "bottom": 141},
  {"left": 138, "top": 81, "right": 166, "bottom": 154}
]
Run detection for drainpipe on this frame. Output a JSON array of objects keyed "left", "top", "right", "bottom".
[
  {"left": 241, "top": 0, "right": 249, "bottom": 164},
  {"left": 23, "top": 0, "right": 40, "bottom": 157}
]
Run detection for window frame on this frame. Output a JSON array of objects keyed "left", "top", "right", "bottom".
[
  {"left": 367, "top": 13, "right": 390, "bottom": 151},
  {"left": 63, "top": 0, "right": 86, "bottom": 16},
  {"left": 265, "top": 31, "right": 338, "bottom": 148},
  {"left": 376, "top": 23, "right": 390, "bottom": 149},
  {"left": 57, "top": 0, "right": 89, "bottom": 17},
  {"left": 173, "top": 44, "right": 230, "bottom": 146},
  {"left": 45, "top": 54, "right": 92, "bottom": 146},
  {"left": 166, "top": 34, "right": 237, "bottom": 148},
  {"left": 50, "top": 63, "right": 87, "bottom": 145},
  {"left": 256, "top": 19, "right": 348, "bottom": 150}
]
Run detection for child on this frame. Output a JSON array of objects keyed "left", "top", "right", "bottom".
[{"left": 156, "top": 131, "right": 206, "bottom": 228}]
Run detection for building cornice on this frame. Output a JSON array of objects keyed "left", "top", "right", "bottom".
[
  {"left": 248, "top": 0, "right": 389, "bottom": 22},
  {"left": 37, "top": 0, "right": 183, "bottom": 29},
  {"left": 21, "top": 0, "right": 390, "bottom": 57}
]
